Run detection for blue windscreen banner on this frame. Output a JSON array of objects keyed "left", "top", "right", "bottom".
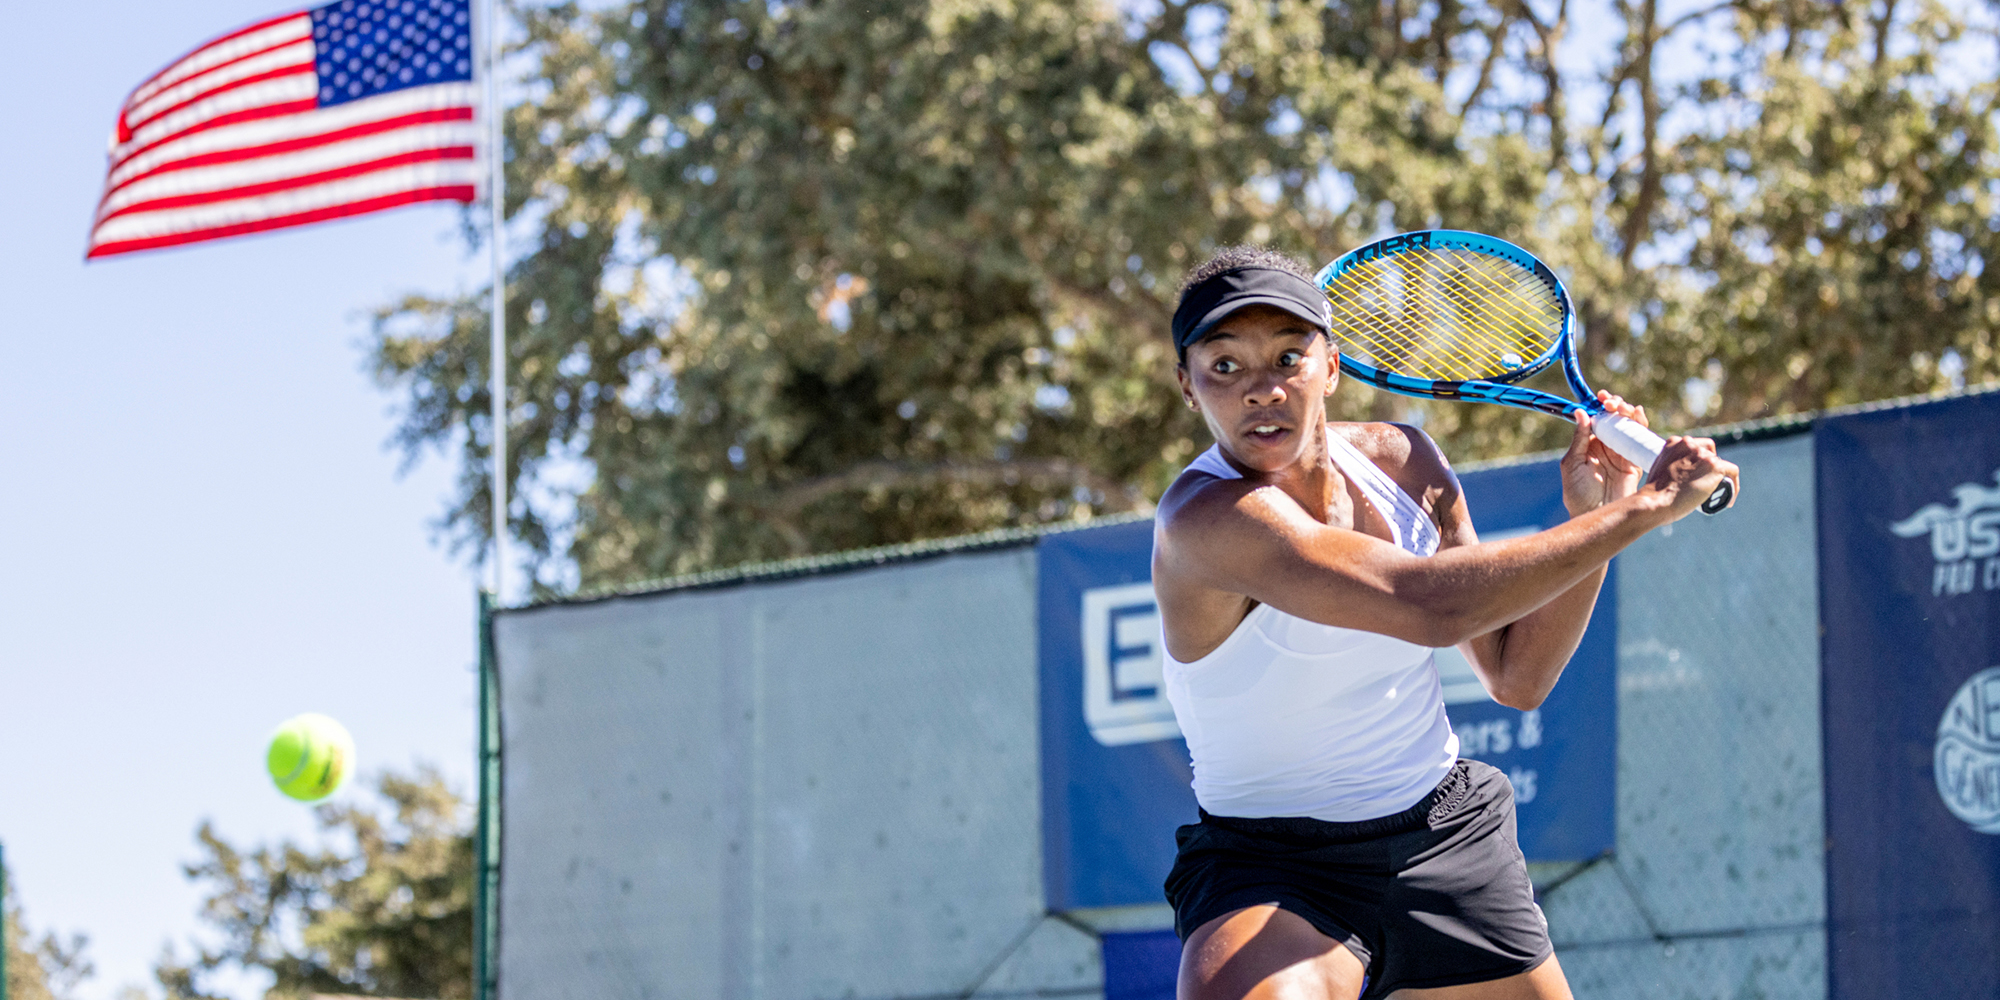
[
  {"left": 1101, "top": 929, "right": 1181, "bottom": 1000},
  {"left": 1037, "top": 518, "right": 1193, "bottom": 912},
  {"left": 1818, "top": 391, "right": 2000, "bottom": 1000},
  {"left": 1035, "top": 454, "right": 1617, "bottom": 912}
]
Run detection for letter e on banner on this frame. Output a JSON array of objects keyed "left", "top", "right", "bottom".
[{"left": 1081, "top": 583, "right": 1181, "bottom": 746}]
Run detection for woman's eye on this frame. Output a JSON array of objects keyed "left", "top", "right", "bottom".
[
  {"left": 1279, "top": 351, "right": 1304, "bottom": 366},
  {"left": 1213, "top": 360, "right": 1240, "bottom": 374}
]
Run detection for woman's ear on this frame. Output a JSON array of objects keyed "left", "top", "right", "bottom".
[{"left": 1176, "top": 363, "right": 1198, "bottom": 411}]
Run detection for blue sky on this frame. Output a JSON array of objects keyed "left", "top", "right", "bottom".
[{"left": 0, "top": 2, "right": 491, "bottom": 997}]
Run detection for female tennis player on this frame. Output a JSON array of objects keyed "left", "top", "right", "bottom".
[{"left": 1152, "top": 247, "right": 1739, "bottom": 1000}]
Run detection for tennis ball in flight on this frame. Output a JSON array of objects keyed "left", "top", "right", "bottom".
[{"left": 266, "top": 713, "right": 355, "bottom": 802}]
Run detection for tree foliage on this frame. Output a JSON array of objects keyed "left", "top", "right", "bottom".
[
  {"left": 4, "top": 872, "right": 94, "bottom": 1000},
  {"left": 155, "top": 768, "right": 473, "bottom": 1000},
  {"left": 373, "top": 0, "right": 2000, "bottom": 592}
]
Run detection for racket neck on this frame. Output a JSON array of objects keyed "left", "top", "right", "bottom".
[{"left": 1560, "top": 318, "right": 1595, "bottom": 408}]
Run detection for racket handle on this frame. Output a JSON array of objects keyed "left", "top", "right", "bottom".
[{"left": 1591, "top": 413, "right": 1733, "bottom": 516}]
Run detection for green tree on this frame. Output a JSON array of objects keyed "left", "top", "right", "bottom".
[
  {"left": 1643, "top": 0, "right": 2000, "bottom": 419},
  {"left": 374, "top": 0, "right": 1999, "bottom": 593},
  {"left": 4, "top": 867, "right": 94, "bottom": 1000},
  {"left": 155, "top": 768, "right": 473, "bottom": 1000}
]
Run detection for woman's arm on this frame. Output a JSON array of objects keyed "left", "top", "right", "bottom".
[
  {"left": 1454, "top": 566, "right": 1605, "bottom": 710},
  {"left": 1155, "top": 410, "right": 1734, "bottom": 658},
  {"left": 1450, "top": 400, "right": 1651, "bottom": 709},
  {"left": 1157, "top": 477, "right": 1665, "bottom": 649}
]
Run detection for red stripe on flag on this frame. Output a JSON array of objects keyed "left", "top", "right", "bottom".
[
  {"left": 100, "top": 107, "right": 476, "bottom": 205},
  {"left": 110, "top": 98, "right": 322, "bottom": 174},
  {"left": 96, "top": 145, "right": 477, "bottom": 225},
  {"left": 86, "top": 185, "right": 478, "bottom": 259}
]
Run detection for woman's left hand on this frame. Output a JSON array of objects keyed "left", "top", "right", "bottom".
[{"left": 1560, "top": 392, "right": 1647, "bottom": 517}]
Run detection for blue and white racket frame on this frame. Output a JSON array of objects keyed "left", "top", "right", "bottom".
[{"left": 1315, "top": 229, "right": 1733, "bottom": 514}]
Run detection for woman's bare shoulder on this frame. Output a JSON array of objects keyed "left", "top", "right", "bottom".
[
  {"left": 1331, "top": 420, "right": 1458, "bottom": 490},
  {"left": 1155, "top": 462, "right": 1326, "bottom": 576},
  {"left": 1159, "top": 465, "right": 1260, "bottom": 535}
]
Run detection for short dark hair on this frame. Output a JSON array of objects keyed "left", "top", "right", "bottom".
[{"left": 1177, "top": 245, "right": 1316, "bottom": 301}]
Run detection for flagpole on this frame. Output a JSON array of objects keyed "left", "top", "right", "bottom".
[
  {"left": 476, "top": 7, "right": 507, "bottom": 1000},
  {"left": 486, "top": 0, "right": 508, "bottom": 604}
]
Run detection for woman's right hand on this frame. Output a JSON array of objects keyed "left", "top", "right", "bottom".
[{"left": 1644, "top": 435, "right": 1740, "bottom": 520}]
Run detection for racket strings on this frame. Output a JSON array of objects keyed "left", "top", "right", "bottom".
[
  {"left": 1334, "top": 257, "right": 1556, "bottom": 378},
  {"left": 1324, "top": 277, "right": 1505, "bottom": 375},
  {"left": 1449, "top": 251, "right": 1565, "bottom": 345},
  {"left": 1323, "top": 248, "right": 1562, "bottom": 381},
  {"left": 1326, "top": 292, "right": 1490, "bottom": 375},
  {"left": 1328, "top": 254, "right": 1554, "bottom": 377},
  {"left": 1431, "top": 250, "right": 1557, "bottom": 340},
  {"left": 1332, "top": 270, "right": 1523, "bottom": 373}
]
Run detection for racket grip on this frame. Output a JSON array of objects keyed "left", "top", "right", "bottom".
[
  {"left": 1591, "top": 413, "right": 1732, "bottom": 516},
  {"left": 1591, "top": 413, "right": 1667, "bottom": 470}
]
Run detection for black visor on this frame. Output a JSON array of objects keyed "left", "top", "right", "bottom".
[{"left": 1171, "top": 266, "right": 1332, "bottom": 362}]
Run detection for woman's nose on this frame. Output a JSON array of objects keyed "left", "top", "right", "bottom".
[{"left": 1244, "top": 376, "right": 1288, "bottom": 407}]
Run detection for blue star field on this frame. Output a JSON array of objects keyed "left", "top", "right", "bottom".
[{"left": 310, "top": 0, "right": 472, "bottom": 108}]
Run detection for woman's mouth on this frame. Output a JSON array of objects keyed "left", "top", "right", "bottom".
[{"left": 1247, "top": 423, "right": 1288, "bottom": 442}]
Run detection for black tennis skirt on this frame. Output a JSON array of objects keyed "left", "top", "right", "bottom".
[{"left": 1163, "top": 759, "right": 1552, "bottom": 998}]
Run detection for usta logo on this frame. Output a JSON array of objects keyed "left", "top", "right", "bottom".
[{"left": 1889, "top": 467, "right": 2000, "bottom": 597}]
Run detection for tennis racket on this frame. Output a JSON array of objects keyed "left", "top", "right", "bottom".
[{"left": 1314, "top": 229, "right": 1733, "bottom": 514}]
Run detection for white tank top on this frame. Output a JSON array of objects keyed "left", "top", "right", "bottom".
[{"left": 1161, "top": 432, "right": 1461, "bottom": 822}]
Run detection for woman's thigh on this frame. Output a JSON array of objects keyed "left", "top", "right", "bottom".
[
  {"left": 1179, "top": 904, "right": 1367, "bottom": 1000},
  {"left": 1388, "top": 954, "right": 1573, "bottom": 1000}
]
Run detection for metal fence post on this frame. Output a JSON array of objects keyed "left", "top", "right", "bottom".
[{"left": 475, "top": 593, "right": 502, "bottom": 1000}]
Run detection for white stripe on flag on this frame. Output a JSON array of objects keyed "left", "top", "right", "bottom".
[
  {"left": 105, "top": 83, "right": 481, "bottom": 191},
  {"left": 128, "top": 15, "right": 313, "bottom": 110},
  {"left": 99, "top": 120, "right": 481, "bottom": 219},
  {"left": 91, "top": 158, "right": 482, "bottom": 245}
]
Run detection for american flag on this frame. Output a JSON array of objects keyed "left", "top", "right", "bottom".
[{"left": 88, "top": 0, "right": 480, "bottom": 259}]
